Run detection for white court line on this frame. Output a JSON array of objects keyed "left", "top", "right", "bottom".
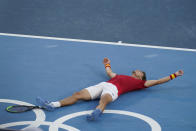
[{"left": 0, "top": 32, "right": 196, "bottom": 52}]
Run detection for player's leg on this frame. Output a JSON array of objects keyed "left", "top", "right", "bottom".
[
  {"left": 36, "top": 83, "right": 104, "bottom": 111},
  {"left": 60, "top": 89, "right": 91, "bottom": 106},
  {"left": 96, "top": 93, "right": 113, "bottom": 111},
  {"left": 60, "top": 83, "right": 105, "bottom": 106},
  {"left": 87, "top": 82, "right": 118, "bottom": 120},
  {"left": 87, "top": 93, "right": 113, "bottom": 121},
  {"left": 36, "top": 89, "right": 91, "bottom": 110}
]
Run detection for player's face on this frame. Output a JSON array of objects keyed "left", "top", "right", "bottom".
[{"left": 132, "top": 70, "right": 143, "bottom": 80}]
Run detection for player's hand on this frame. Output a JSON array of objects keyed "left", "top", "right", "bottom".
[
  {"left": 175, "top": 70, "right": 184, "bottom": 76},
  {"left": 103, "top": 57, "right": 110, "bottom": 65}
]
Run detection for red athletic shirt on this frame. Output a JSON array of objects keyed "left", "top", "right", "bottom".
[{"left": 107, "top": 75, "right": 147, "bottom": 96}]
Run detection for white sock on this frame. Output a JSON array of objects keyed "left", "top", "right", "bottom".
[{"left": 50, "top": 101, "right": 61, "bottom": 108}]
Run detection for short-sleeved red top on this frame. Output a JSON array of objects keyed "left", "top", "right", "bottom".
[{"left": 107, "top": 75, "right": 147, "bottom": 96}]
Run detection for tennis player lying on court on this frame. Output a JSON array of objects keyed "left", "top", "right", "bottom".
[{"left": 36, "top": 57, "right": 184, "bottom": 121}]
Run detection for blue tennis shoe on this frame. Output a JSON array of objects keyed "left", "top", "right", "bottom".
[
  {"left": 36, "top": 97, "right": 55, "bottom": 111},
  {"left": 86, "top": 109, "right": 102, "bottom": 121}
]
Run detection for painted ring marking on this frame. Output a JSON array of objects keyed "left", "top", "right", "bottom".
[{"left": 50, "top": 110, "right": 161, "bottom": 131}]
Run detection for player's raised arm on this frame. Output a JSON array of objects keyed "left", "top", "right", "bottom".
[
  {"left": 144, "top": 70, "right": 184, "bottom": 87},
  {"left": 103, "top": 58, "right": 117, "bottom": 78}
]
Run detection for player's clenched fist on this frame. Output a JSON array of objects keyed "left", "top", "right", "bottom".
[
  {"left": 175, "top": 70, "right": 184, "bottom": 76},
  {"left": 103, "top": 57, "right": 110, "bottom": 65}
]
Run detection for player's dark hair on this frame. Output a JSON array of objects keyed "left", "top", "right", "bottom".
[{"left": 142, "top": 71, "right": 147, "bottom": 81}]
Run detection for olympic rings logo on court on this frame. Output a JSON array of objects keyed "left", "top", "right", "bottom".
[{"left": 0, "top": 99, "right": 161, "bottom": 131}]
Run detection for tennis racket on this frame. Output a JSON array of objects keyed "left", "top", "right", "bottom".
[{"left": 6, "top": 105, "right": 45, "bottom": 113}]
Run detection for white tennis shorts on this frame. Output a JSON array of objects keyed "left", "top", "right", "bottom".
[{"left": 85, "top": 82, "right": 118, "bottom": 101}]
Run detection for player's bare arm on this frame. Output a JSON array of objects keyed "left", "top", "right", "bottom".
[
  {"left": 103, "top": 58, "right": 116, "bottom": 78},
  {"left": 144, "top": 70, "right": 184, "bottom": 87}
]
